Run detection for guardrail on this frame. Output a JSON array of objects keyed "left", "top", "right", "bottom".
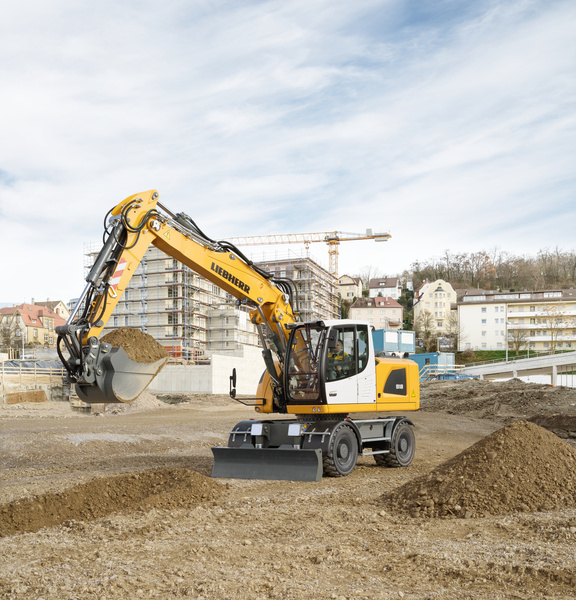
[
  {"left": 462, "top": 350, "right": 570, "bottom": 368},
  {"left": 418, "top": 364, "right": 473, "bottom": 382},
  {"left": 1, "top": 362, "right": 66, "bottom": 384}
]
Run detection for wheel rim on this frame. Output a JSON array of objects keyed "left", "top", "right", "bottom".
[
  {"left": 397, "top": 431, "right": 413, "bottom": 462},
  {"left": 331, "top": 427, "right": 358, "bottom": 475}
]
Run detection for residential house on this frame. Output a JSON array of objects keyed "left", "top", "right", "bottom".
[
  {"left": 368, "top": 277, "right": 402, "bottom": 300},
  {"left": 34, "top": 299, "right": 71, "bottom": 321},
  {"left": 349, "top": 296, "right": 403, "bottom": 330},
  {"left": 0, "top": 303, "right": 66, "bottom": 351},
  {"left": 338, "top": 275, "right": 363, "bottom": 303}
]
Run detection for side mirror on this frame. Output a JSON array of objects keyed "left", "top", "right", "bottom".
[
  {"left": 327, "top": 329, "right": 339, "bottom": 349},
  {"left": 229, "top": 368, "right": 237, "bottom": 399}
]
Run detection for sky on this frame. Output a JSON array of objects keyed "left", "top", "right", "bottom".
[{"left": 1, "top": 0, "right": 575, "bottom": 305}]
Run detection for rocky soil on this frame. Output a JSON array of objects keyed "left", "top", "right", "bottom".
[{"left": 1, "top": 380, "right": 576, "bottom": 599}]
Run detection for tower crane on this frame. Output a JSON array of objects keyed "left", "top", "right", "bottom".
[{"left": 227, "top": 229, "right": 391, "bottom": 278}]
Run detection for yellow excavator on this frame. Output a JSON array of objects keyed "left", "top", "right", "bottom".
[{"left": 57, "top": 190, "right": 420, "bottom": 481}]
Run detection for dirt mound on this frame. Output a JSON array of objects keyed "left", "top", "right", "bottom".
[
  {"left": 100, "top": 328, "right": 169, "bottom": 363},
  {"left": 420, "top": 378, "right": 576, "bottom": 422},
  {"left": 385, "top": 421, "right": 576, "bottom": 518},
  {"left": 0, "top": 469, "right": 222, "bottom": 537}
]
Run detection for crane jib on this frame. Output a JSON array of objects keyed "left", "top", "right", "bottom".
[{"left": 210, "top": 262, "right": 251, "bottom": 293}]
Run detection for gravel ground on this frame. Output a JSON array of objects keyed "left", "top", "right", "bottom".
[{"left": 1, "top": 383, "right": 576, "bottom": 599}]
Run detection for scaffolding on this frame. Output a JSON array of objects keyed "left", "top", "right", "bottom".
[
  {"left": 253, "top": 249, "right": 339, "bottom": 322},
  {"left": 85, "top": 246, "right": 338, "bottom": 358},
  {"left": 86, "top": 245, "right": 238, "bottom": 358}
]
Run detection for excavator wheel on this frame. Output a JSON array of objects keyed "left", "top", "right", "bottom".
[
  {"left": 323, "top": 424, "right": 359, "bottom": 477},
  {"left": 374, "top": 421, "right": 415, "bottom": 468}
]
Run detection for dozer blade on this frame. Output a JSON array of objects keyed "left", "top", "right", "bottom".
[
  {"left": 211, "top": 447, "right": 323, "bottom": 482},
  {"left": 76, "top": 347, "right": 169, "bottom": 404}
]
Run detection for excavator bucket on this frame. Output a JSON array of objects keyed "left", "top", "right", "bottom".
[
  {"left": 75, "top": 346, "right": 169, "bottom": 404},
  {"left": 211, "top": 447, "right": 323, "bottom": 482}
]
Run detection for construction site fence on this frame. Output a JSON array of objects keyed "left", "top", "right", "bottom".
[{"left": 419, "top": 364, "right": 471, "bottom": 382}]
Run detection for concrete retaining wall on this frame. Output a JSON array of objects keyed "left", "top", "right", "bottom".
[{"left": 148, "top": 346, "right": 265, "bottom": 395}]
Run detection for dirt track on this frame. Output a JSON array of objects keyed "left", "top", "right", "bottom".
[{"left": 1, "top": 381, "right": 576, "bottom": 599}]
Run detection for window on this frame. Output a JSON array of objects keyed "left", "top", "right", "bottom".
[
  {"left": 482, "top": 320, "right": 486, "bottom": 325},
  {"left": 481, "top": 308, "right": 487, "bottom": 313},
  {"left": 482, "top": 331, "right": 487, "bottom": 336}
]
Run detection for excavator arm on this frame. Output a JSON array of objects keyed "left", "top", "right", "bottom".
[{"left": 57, "top": 190, "right": 298, "bottom": 405}]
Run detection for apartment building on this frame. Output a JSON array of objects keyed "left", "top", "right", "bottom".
[
  {"left": 256, "top": 253, "right": 338, "bottom": 322},
  {"left": 412, "top": 279, "right": 457, "bottom": 336},
  {"left": 97, "top": 246, "right": 238, "bottom": 357},
  {"left": 93, "top": 246, "right": 337, "bottom": 357},
  {"left": 457, "top": 289, "right": 576, "bottom": 352}
]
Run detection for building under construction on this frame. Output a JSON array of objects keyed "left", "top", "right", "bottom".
[
  {"left": 254, "top": 250, "right": 338, "bottom": 323},
  {"left": 91, "top": 246, "right": 338, "bottom": 357}
]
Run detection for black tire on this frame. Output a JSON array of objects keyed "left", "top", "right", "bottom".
[
  {"left": 374, "top": 421, "right": 415, "bottom": 468},
  {"left": 323, "top": 424, "right": 359, "bottom": 477}
]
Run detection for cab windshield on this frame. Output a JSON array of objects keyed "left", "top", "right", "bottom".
[{"left": 286, "top": 325, "right": 325, "bottom": 402}]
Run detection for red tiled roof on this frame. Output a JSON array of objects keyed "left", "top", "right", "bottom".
[{"left": 0, "top": 303, "right": 65, "bottom": 329}]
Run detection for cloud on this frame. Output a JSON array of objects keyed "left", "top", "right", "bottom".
[{"left": 0, "top": 0, "right": 575, "bottom": 302}]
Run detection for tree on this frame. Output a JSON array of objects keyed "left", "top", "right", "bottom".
[
  {"left": 0, "top": 315, "right": 23, "bottom": 355},
  {"left": 508, "top": 328, "right": 528, "bottom": 355},
  {"left": 443, "top": 311, "right": 460, "bottom": 352},
  {"left": 540, "top": 304, "right": 575, "bottom": 352},
  {"left": 355, "top": 266, "right": 386, "bottom": 292},
  {"left": 414, "top": 310, "right": 435, "bottom": 352}
]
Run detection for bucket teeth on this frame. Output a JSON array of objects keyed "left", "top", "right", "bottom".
[{"left": 211, "top": 447, "right": 323, "bottom": 482}]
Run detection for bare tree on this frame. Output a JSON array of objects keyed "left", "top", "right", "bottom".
[
  {"left": 443, "top": 311, "right": 460, "bottom": 352},
  {"left": 540, "top": 304, "right": 575, "bottom": 352},
  {"left": 414, "top": 310, "right": 435, "bottom": 352},
  {"left": 508, "top": 328, "right": 528, "bottom": 355}
]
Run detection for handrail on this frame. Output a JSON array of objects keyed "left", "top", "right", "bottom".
[{"left": 462, "top": 349, "right": 576, "bottom": 368}]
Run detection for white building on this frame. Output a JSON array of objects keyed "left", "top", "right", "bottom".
[
  {"left": 457, "top": 289, "right": 576, "bottom": 352},
  {"left": 368, "top": 277, "right": 402, "bottom": 300},
  {"left": 412, "top": 279, "right": 457, "bottom": 335}
]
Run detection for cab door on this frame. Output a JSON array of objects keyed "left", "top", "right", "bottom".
[
  {"left": 324, "top": 325, "right": 376, "bottom": 405},
  {"left": 355, "top": 324, "right": 376, "bottom": 404}
]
